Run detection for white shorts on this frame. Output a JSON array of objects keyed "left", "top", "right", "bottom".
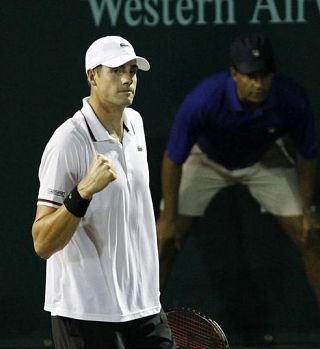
[{"left": 177, "top": 144, "right": 303, "bottom": 217}]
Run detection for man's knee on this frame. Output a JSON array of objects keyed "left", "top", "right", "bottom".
[
  {"left": 303, "top": 229, "right": 320, "bottom": 250},
  {"left": 279, "top": 215, "right": 320, "bottom": 251}
]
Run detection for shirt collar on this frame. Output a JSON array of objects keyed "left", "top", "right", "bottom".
[{"left": 80, "top": 97, "right": 133, "bottom": 142}]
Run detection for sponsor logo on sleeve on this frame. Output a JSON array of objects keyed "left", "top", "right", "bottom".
[{"left": 48, "top": 188, "right": 66, "bottom": 198}]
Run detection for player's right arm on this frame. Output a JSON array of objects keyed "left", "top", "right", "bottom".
[
  {"left": 32, "top": 154, "right": 116, "bottom": 259},
  {"left": 156, "top": 86, "right": 204, "bottom": 251}
]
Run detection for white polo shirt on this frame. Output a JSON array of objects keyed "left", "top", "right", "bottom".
[{"left": 37, "top": 97, "right": 161, "bottom": 322}]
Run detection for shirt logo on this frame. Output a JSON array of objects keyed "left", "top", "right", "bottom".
[
  {"left": 120, "top": 43, "right": 130, "bottom": 48},
  {"left": 137, "top": 146, "right": 143, "bottom": 151},
  {"left": 252, "top": 49, "right": 260, "bottom": 57}
]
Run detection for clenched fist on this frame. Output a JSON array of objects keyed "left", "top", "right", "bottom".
[{"left": 77, "top": 154, "right": 117, "bottom": 200}]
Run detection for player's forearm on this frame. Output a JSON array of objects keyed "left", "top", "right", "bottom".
[
  {"left": 32, "top": 154, "right": 116, "bottom": 259},
  {"left": 32, "top": 206, "right": 81, "bottom": 259},
  {"left": 297, "top": 155, "right": 318, "bottom": 211},
  {"left": 161, "top": 151, "right": 182, "bottom": 221}
]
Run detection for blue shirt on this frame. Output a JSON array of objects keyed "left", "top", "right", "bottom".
[{"left": 166, "top": 71, "right": 318, "bottom": 170}]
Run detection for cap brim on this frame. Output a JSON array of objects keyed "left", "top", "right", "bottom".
[
  {"left": 235, "top": 61, "right": 267, "bottom": 74},
  {"left": 101, "top": 55, "right": 150, "bottom": 71}
]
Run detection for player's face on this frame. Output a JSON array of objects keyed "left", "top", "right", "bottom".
[
  {"left": 231, "top": 67, "right": 273, "bottom": 106},
  {"left": 91, "top": 60, "right": 138, "bottom": 108}
]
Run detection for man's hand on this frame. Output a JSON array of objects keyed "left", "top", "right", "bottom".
[
  {"left": 78, "top": 154, "right": 117, "bottom": 200},
  {"left": 302, "top": 208, "right": 320, "bottom": 242},
  {"left": 156, "top": 213, "right": 182, "bottom": 254}
]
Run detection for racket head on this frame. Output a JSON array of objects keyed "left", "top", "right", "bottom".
[{"left": 166, "top": 307, "right": 230, "bottom": 349}]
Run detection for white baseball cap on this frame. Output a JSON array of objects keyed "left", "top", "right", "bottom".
[{"left": 85, "top": 36, "right": 150, "bottom": 72}]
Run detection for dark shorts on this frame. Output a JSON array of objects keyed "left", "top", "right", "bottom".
[{"left": 51, "top": 309, "right": 178, "bottom": 349}]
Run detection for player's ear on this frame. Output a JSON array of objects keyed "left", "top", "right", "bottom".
[{"left": 87, "top": 69, "right": 97, "bottom": 87}]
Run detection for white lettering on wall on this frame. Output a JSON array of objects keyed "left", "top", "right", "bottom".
[
  {"left": 125, "top": 0, "right": 143, "bottom": 26},
  {"left": 250, "top": 0, "right": 282, "bottom": 23},
  {"left": 212, "top": 0, "right": 235, "bottom": 24},
  {"left": 87, "top": 0, "right": 122, "bottom": 26},
  {"left": 176, "top": 0, "right": 194, "bottom": 26},
  {"left": 85, "top": 0, "right": 318, "bottom": 27},
  {"left": 250, "top": 0, "right": 310, "bottom": 23},
  {"left": 86, "top": 0, "right": 236, "bottom": 26}
]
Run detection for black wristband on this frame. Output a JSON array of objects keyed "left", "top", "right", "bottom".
[{"left": 64, "top": 186, "right": 91, "bottom": 218}]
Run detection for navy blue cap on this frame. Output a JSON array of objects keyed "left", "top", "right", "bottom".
[{"left": 230, "top": 34, "right": 275, "bottom": 74}]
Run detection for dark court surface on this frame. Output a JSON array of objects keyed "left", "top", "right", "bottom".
[
  {"left": 1, "top": 343, "right": 317, "bottom": 348},
  {"left": 1, "top": 333, "right": 320, "bottom": 349},
  {"left": 0, "top": 343, "right": 319, "bottom": 349},
  {"left": 0, "top": 329, "right": 319, "bottom": 348},
  {"left": 231, "top": 339, "right": 320, "bottom": 348}
]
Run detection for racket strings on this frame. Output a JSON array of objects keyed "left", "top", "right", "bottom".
[{"left": 168, "top": 311, "right": 227, "bottom": 349}]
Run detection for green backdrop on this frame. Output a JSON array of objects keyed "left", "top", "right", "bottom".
[{"left": 1, "top": 0, "right": 320, "bottom": 347}]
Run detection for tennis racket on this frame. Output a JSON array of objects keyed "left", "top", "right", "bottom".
[{"left": 166, "top": 307, "right": 230, "bottom": 349}]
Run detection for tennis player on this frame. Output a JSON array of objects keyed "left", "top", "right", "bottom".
[{"left": 32, "top": 35, "right": 177, "bottom": 348}]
